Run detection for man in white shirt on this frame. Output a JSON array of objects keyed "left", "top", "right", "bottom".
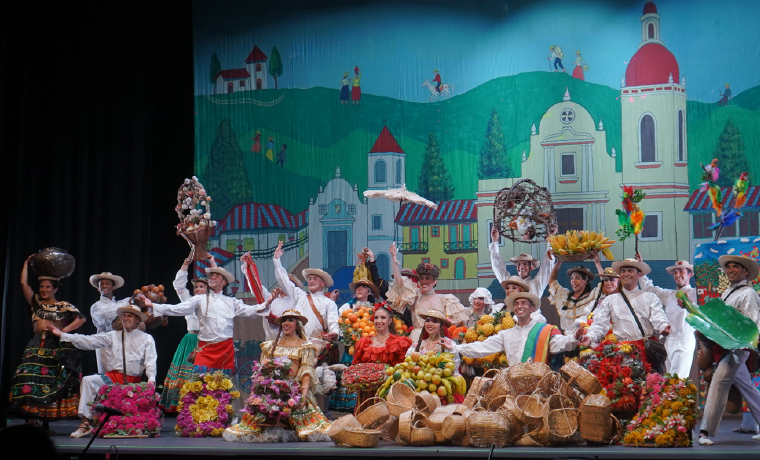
[
  {"left": 89, "top": 272, "right": 131, "bottom": 374},
  {"left": 580, "top": 259, "right": 671, "bottom": 357},
  {"left": 698, "top": 255, "right": 760, "bottom": 445},
  {"left": 145, "top": 267, "right": 276, "bottom": 374},
  {"left": 442, "top": 291, "right": 576, "bottom": 367},
  {"left": 49, "top": 305, "right": 157, "bottom": 438},
  {"left": 638, "top": 258, "right": 696, "bottom": 378}
]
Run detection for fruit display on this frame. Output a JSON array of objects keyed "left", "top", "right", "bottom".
[
  {"left": 130, "top": 284, "right": 168, "bottom": 329},
  {"left": 458, "top": 311, "right": 514, "bottom": 369},
  {"left": 338, "top": 305, "right": 410, "bottom": 354},
  {"left": 341, "top": 363, "right": 387, "bottom": 392},
  {"left": 548, "top": 230, "right": 615, "bottom": 261},
  {"left": 376, "top": 351, "right": 466, "bottom": 404}
]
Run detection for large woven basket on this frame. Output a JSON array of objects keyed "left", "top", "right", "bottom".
[
  {"left": 559, "top": 360, "right": 602, "bottom": 395},
  {"left": 356, "top": 397, "right": 390, "bottom": 429},
  {"left": 387, "top": 383, "right": 416, "bottom": 417},
  {"left": 545, "top": 408, "right": 580, "bottom": 445},
  {"left": 397, "top": 410, "right": 414, "bottom": 444},
  {"left": 547, "top": 393, "right": 575, "bottom": 410},
  {"left": 326, "top": 414, "right": 363, "bottom": 446},
  {"left": 484, "top": 369, "right": 514, "bottom": 402},
  {"left": 555, "top": 251, "right": 594, "bottom": 263},
  {"left": 334, "top": 428, "right": 382, "bottom": 448},
  {"left": 378, "top": 415, "right": 399, "bottom": 442},
  {"left": 494, "top": 400, "right": 523, "bottom": 446},
  {"left": 427, "top": 412, "right": 448, "bottom": 444},
  {"left": 515, "top": 394, "right": 545, "bottom": 427},
  {"left": 465, "top": 411, "right": 512, "bottom": 448},
  {"left": 442, "top": 415, "right": 466, "bottom": 444},
  {"left": 413, "top": 392, "right": 439, "bottom": 415},
  {"left": 579, "top": 394, "right": 612, "bottom": 442},
  {"left": 410, "top": 421, "right": 435, "bottom": 447},
  {"left": 536, "top": 372, "right": 564, "bottom": 398},
  {"left": 507, "top": 360, "right": 552, "bottom": 396}
]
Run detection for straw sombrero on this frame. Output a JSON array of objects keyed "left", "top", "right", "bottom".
[
  {"left": 89, "top": 272, "right": 124, "bottom": 289},
  {"left": 719, "top": 255, "right": 760, "bottom": 281},
  {"left": 611, "top": 259, "right": 651, "bottom": 276}
]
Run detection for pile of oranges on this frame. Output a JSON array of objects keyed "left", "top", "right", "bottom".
[{"left": 338, "top": 306, "right": 377, "bottom": 338}]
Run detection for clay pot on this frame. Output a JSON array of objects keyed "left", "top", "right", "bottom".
[{"left": 29, "top": 247, "right": 76, "bottom": 279}]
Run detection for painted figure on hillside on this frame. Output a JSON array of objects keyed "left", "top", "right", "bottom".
[
  {"left": 277, "top": 144, "right": 287, "bottom": 168},
  {"left": 351, "top": 66, "right": 362, "bottom": 105},
  {"left": 548, "top": 45, "right": 565, "bottom": 73},
  {"left": 572, "top": 50, "right": 587, "bottom": 80},
  {"left": 433, "top": 69, "right": 442, "bottom": 92},
  {"left": 718, "top": 83, "right": 732, "bottom": 106},
  {"left": 251, "top": 131, "right": 261, "bottom": 153},
  {"left": 339, "top": 72, "right": 350, "bottom": 104},
  {"left": 265, "top": 136, "right": 275, "bottom": 161}
]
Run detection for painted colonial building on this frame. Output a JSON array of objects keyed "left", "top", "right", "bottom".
[{"left": 214, "top": 45, "right": 269, "bottom": 94}]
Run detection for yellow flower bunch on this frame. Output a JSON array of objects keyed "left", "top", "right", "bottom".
[
  {"left": 191, "top": 381, "right": 203, "bottom": 393},
  {"left": 211, "top": 427, "right": 225, "bottom": 436},
  {"left": 655, "top": 431, "right": 675, "bottom": 446},
  {"left": 225, "top": 404, "right": 233, "bottom": 414},
  {"left": 618, "top": 343, "right": 632, "bottom": 354},
  {"left": 623, "top": 431, "right": 646, "bottom": 445},
  {"left": 230, "top": 390, "right": 241, "bottom": 399},
  {"left": 220, "top": 378, "right": 233, "bottom": 390},
  {"left": 603, "top": 333, "right": 617, "bottom": 344}
]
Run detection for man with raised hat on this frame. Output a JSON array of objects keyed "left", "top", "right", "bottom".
[
  {"left": 579, "top": 258, "right": 670, "bottom": 356},
  {"left": 89, "top": 272, "right": 131, "bottom": 374},
  {"left": 48, "top": 305, "right": 157, "bottom": 438},
  {"left": 442, "top": 291, "right": 576, "bottom": 367},
  {"left": 272, "top": 242, "right": 340, "bottom": 344},
  {"left": 144, "top": 266, "right": 278, "bottom": 375},
  {"left": 636, "top": 257, "right": 697, "bottom": 378},
  {"left": 698, "top": 255, "right": 760, "bottom": 445}
]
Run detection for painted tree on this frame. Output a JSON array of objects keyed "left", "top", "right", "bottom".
[
  {"left": 418, "top": 131, "right": 455, "bottom": 202},
  {"left": 478, "top": 108, "right": 512, "bottom": 179},
  {"left": 715, "top": 117, "right": 749, "bottom": 188},
  {"left": 209, "top": 52, "right": 221, "bottom": 94},
  {"left": 204, "top": 119, "right": 253, "bottom": 220},
  {"left": 269, "top": 46, "right": 283, "bottom": 89}
]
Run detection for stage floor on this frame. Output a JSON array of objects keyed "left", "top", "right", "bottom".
[{"left": 8, "top": 415, "right": 760, "bottom": 459}]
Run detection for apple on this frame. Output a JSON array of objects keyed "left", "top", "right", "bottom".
[
  {"left": 410, "top": 352, "right": 421, "bottom": 362},
  {"left": 431, "top": 375, "right": 442, "bottom": 385},
  {"left": 443, "top": 368, "right": 452, "bottom": 377}
]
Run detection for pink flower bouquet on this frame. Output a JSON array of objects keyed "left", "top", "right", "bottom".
[
  {"left": 92, "top": 382, "right": 163, "bottom": 437},
  {"left": 240, "top": 357, "right": 302, "bottom": 426}
]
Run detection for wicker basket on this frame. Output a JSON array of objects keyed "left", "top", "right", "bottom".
[
  {"left": 485, "top": 394, "right": 510, "bottom": 412},
  {"left": 326, "top": 414, "right": 363, "bottom": 445},
  {"left": 442, "top": 415, "right": 466, "bottom": 444},
  {"left": 387, "top": 383, "right": 416, "bottom": 417},
  {"left": 507, "top": 360, "right": 552, "bottom": 396},
  {"left": 397, "top": 410, "right": 414, "bottom": 444},
  {"left": 609, "top": 414, "right": 623, "bottom": 444},
  {"left": 515, "top": 394, "right": 545, "bottom": 426},
  {"left": 410, "top": 421, "right": 435, "bottom": 446},
  {"left": 494, "top": 400, "right": 523, "bottom": 446},
  {"left": 547, "top": 393, "right": 575, "bottom": 410},
  {"left": 334, "top": 428, "right": 382, "bottom": 448},
  {"left": 484, "top": 369, "right": 514, "bottom": 402},
  {"left": 560, "top": 380, "right": 585, "bottom": 407},
  {"left": 465, "top": 411, "right": 511, "bottom": 448},
  {"left": 413, "top": 392, "right": 439, "bottom": 415},
  {"left": 545, "top": 408, "right": 580, "bottom": 445},
  {"left": 356, "top": 397, "right": 390, "bottom": 429},
  {"left": 554, "top": 251, "right": 594, "bottom": 263},
  {"left": 579, "top": 394, "right": 612, "bottom": 442},
  {"left": 536, "top": 372, "right": 564, "bottom": 398},
  {"left": 379, "top": 415, "right": 399, "bottom": 442},
  {"left": 559, "top": 360, "right": 602, "bottom": 395}
]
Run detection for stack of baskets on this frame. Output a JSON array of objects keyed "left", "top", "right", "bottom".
[{"left": 328, "top": 396, "right": 390, "bottom": 448}]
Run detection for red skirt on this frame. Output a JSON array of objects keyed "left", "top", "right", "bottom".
[
  {"left": 105, "top": 371, "right": 141, "bottom": 384},
  {"left": 195, "top": 338, "right": 235, "bottom": 370}
]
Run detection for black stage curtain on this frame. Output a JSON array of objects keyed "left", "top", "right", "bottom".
[{"left": 0, "top": 2, "right": 194, "bottom": 425}]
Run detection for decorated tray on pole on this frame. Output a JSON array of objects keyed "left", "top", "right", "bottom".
[
  {"left": 493, "top": 179, "right": 557, "bottom": 243},
  {"left": 176, "top": 176, "right": 216, "bottom": 261}
]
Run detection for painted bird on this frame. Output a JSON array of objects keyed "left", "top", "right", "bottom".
[
  {"left": 733, "top": 172, "right": 750, "bottom": 209},
  {"left": 699, "top": 159, "right": 720, "bottom": 185},
  {"left": 708, "top": 209, "right": 742, "bottom": 230}
]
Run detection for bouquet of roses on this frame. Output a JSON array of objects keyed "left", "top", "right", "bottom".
[
  {"left": 341, "top": 362, "right": 387, "bottom": 392},
  {"left": 92, "top": 382, "right": 163, "bottom": 437},
  {"left": 624, "top": 373, "right": 699, "bottom": 447},
  {"left": 578, "top": 338, "right": 650, "bottom": 414},
  {"left": 240, "top": 357, "right": 302, "bottom": 426},
  {"left": 175, "top": 372, "right": 240, "bottom": 437}
]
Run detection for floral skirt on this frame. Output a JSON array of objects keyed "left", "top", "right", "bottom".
[
  {"left": 8, "top": 332, "right": 81, "bottom": 420},
  {"left": 159, "top": 332, "right": 198, "bottom": 412},
  {"left": 225, "top": 392, "right": 330, "bottom": 441}
]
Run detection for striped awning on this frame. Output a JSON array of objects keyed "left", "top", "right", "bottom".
[
  {"left": 217, "top": 202, "right": 308, "bottom": 231},
  {"left": 684, "top": 185, "right": 760, "bottom": 211},
  {"left": 395, "top": 199, "right": 477, "bottom": 225}
]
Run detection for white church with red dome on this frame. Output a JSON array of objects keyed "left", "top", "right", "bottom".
[{"left": 474, "top": 1, "right": 690, "bottom": 275}]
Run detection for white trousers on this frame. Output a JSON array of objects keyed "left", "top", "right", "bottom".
[
  {"left": 78, "top": 374, "right": 106, "bottom": 419},
  {"left": 664, "top": 332, "right": 696, "bottom": 379},
  {"left": 701, "top": 350, "right": 760, "bottom": 436}
]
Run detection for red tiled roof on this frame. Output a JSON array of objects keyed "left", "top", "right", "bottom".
[
  {"left": 217, "top": 203, "right": 308, "bottom": 232},
  {"left": 244, "top": 46, "right": 268, "bottom": 63},
  {"left": 369, "top": 126, "right": 405, "bottom": 154},
  {"left": 684, "top": 186, "right": 760, "bottom": 211},
  {"left": 217, "top": 68, "right": 250, "bottom": 80},
  {"left": 395, "top": 200, "right": 477, "bottom": 225}
]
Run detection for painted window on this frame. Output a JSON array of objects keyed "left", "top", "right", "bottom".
[
  {"left": 454, "top": 258, "right": 465, "bottom": 279},
  {"left": 319, "top": 204, "right": 327, "bottom": 215},
  {"left": 395, "top": 159, "right": 402, "bottom": 184},
  {"left": 239, "top": 80, "right": 245, "bottom": 88},
  {"left": 422, "top": 258, "right": 430, "bottom": 264},
  {"left": 740, "top": 211, "right": 759, "bottom": 237},
  {"left": 256, "top": 78, "right": 262, "bottom": 90},
  {"left": 648, "top": 22, "right": 655, "bottom": 39},
  {"left": 255, "top": 63, "right": 262, "bottom": 72},
  {"left": 348, "top": 204, "right": 356, "bottom": 214},
  {"left": 227, "top": 82, "right": 233, "bottom": 93},
  {"left": 463, "top": 224, "right": 471, "bottom": 241},
  {"left": 441, "top": 259, "right": 449, "bottom": 268},
  {"left": 431, "top": 226, "right": 440, "bottom": 237},
  {"left": 226, "top": 239, "right": 237, "bottom": 252},
  {"left": 376, "top": 253, "right": 390, "bottom": 280},
  {"left": 372, "top": 214, "right": 382, "bottom": 230},
  {"left": 677, "top": 110, "right": 685, "bottom": 162},
  {"left": 449, "top": 225, "right": 458, "bottom": 242},
  {"left": 375, "top": 159, "right": 387, "bottom": 183},
  {"left": 411, "top": 227, "right": 420, "bottom": 242},
  {"left": 640, "top": 114, "right": 656, "bottom": 162},
  {"left": 244, "top": 238, "right": 255, "bottom": 251},
  {"left": 561, "top": 153, "right": 575, "bottom": 176},
  {"left": 556, "top": 208, "right": 584, "bottom": 234},
  {"left": 693, "top": 213, "right": 713, "bottom": 239},
  {"left": 640, "top": 213, "right": 662, "bottom": 240}
]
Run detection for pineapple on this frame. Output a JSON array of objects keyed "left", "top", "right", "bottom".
[
  {"left": 479, "top": 323, "right": 495, "bottom": 337},
  {"left": 478, "top": 314, "right": 494, "bottom": 326},
  {"left": 501, "top": 315, "right": 515, "bottom": 329},
  {"left": 464, "top": 328, "right": 479, "bottom": 343}
]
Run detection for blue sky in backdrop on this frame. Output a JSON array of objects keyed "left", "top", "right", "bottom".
[{"left": 192, "top": 0, "right": 760, "bottom": 103}]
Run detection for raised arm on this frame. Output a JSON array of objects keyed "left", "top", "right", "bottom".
[
  {"left": 20, "top": 255, "right": 35, "bottom": 305},
  {"left": 390, "top": 243, "right": 403, "bottom": 284},
  {"left": 592, "top": 251, "right": 603, "bottom": 275},
  {"left": 272, "top": 241, "right": 296, "bottom": 300},
  {"left": 234, "top": 289, "right": 281, "bottom": 318},
  {"left": 174, "top": 258, "right": 192, "bottom": 302},
  {"left": 489, "top": 226, "right": 510, "bottom": 282},
  {"left": 549, "top": 260, "right": 563, "bottom": 284}
]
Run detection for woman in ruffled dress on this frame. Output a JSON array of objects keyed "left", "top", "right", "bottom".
[
  {"left": 353, "top": 303, "right": 411, "bottom": 366},
  {"left": 9, "top": 255, "right": 86, "bottom": 434},
  {"left": 224, "top": 309, "right": 330, "bottom": 442},
  {"left": 547, "top": 253, "right": 604, "bottom": 333},
  {"left": 406, "top": 310, "right": 460, "bottom": 372},
  {"left": 388, "top": 244, "right": 467, "bottom": 343}
]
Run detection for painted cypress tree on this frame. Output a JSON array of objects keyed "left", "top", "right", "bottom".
[
  {"left": 209, "top": 52, "right": 221, "bottom": 94},
  {"left": 204, "top": 119, "right": 253, "bottom": 220},
  {"left": 715, "top": 117, "right": 749, "bottom": 188},
  {"left": 269, "top": 47, "right": 283, "bottom": 89},
  {"left": 478, "top": 108, "right": 512, "bottom": 179},
  {"left": 418, "top": 131, "right": 455, "bottom": 202}
]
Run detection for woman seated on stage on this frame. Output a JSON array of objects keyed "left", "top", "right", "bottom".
[
  {"left": 352, "top": 303, "right": 411, "bottom": 365},
  {"left": 406, "top": 310, "right": 461, "bottom": 373},
  {"left": 547, "top": 253, "right": 604, "bottom": 333},
  {"left": 224, "top": 309, "right": 331, "bottom": 442}
]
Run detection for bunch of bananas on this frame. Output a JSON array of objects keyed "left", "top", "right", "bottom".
[
  {"left": 378, "top": 351, "right": 467, "bottom": 403},
  {"left": 548, "top": 230, "right": 615, "bottom": 260}
]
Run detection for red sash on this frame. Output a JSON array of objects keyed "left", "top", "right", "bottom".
[
  {"left": 194, "top": 338, "right": 235, "bottom": 369},
  {"left": 105, "top": 370, "right": 142, "bottom": 384}
]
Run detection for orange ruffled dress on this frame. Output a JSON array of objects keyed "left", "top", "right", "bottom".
[{"left": 352, "top": 334, "right": 412, "bottom": 366}]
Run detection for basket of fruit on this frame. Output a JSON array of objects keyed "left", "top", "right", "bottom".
[
  {"left": 548, "top": 230, "right": 615, "bottom": 262},
  {"left": 376, "top": 351, "right": 466, "bottom": 404}
]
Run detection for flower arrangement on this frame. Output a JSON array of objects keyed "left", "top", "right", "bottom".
[
  {"left": 91, "top": 382, "right": 163, "bottom": 437},
  {"left": 624, "top": 373, "right": 699, "bottom": 447},
  {"left": 239, "top": 357, "right": 302, "bottom": 426},
  {"left": 342, "top": 363, "right": 387, "bottom": 392},
  {"left": 578, "top": 339, "right": 650, "bottom": 414},
  {"left": 175, "top": 372, "right": 239, "bottom": 437}
]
